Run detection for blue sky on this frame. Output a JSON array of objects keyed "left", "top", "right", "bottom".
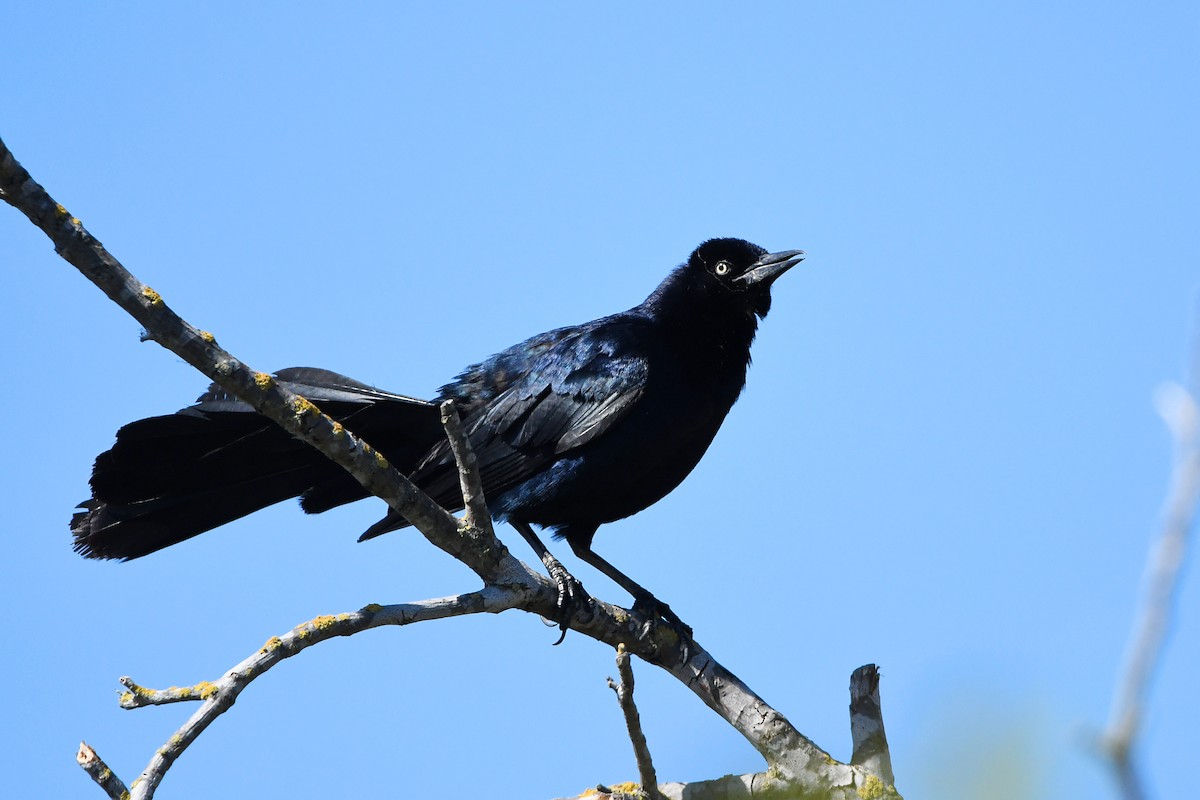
[{"left": 2, "top": 3, "right": 1197, "bottom": 798}]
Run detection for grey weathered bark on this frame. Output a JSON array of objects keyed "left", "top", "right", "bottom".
[
  {"left": 1, "top": 136, "right": 900, "bottom": 800},
  {"left": 850, "top": 664, "right": 894, "bottom": 786}
]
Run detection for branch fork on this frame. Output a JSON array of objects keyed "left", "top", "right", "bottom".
[{"left": 0, "top": 137, "right": 900, "bottom": 800}]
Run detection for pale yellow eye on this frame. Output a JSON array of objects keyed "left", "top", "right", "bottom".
[{"left": 715, "top": 261, "right": 731, "bottom": 276}]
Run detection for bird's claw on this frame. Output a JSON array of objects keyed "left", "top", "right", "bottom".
[
  {"left": 543, "top": 555, "right": 594, "bottom": 644},
  {"left": 632, "top": 593, "right": 694, "bottom": 646}
]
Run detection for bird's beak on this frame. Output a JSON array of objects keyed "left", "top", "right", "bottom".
[{"left": 735, "top": 249, "right": 806, "bottom": 287}]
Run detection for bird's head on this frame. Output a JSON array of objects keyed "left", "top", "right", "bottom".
[{"left": 685, "top": 238, "right": 805, "bottom": 319}]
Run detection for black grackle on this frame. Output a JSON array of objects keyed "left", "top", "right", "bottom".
[{"left": 72, "top": 238, "right": 804, "bottom": 638}]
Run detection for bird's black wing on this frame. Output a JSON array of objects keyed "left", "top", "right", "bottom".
[{"left": 360, "top": 322, "right": 650, "bottom": 538}]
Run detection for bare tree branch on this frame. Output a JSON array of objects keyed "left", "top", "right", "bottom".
[
  {"left": 1, "top": 136, "right": 900, "bottom": 799},
  {"left": 76, "top": 742, "right": 128, "bottom": 800},
  {"left": 1102, "top": 380, "right": 1200, "bottom": 800},
  {"left": 850, "top": 664, "right": 894, "bottom": 786},
  {"left": 607, "top": 643, "right": 662, "bottom": 799},
  {"left": 564, "top": 665, "right": 900, "bottom": 800},
  {"left": 440, "top": 399, "right": 493, "bottom": 534},
  {"left": 0, "top": 139, "right": 521, "bottom": 589},
  {"left": 93, "top": 592, "right": 517, "bottom": 797}
]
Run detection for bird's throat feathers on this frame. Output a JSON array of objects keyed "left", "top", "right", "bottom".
[{"left": 641, "top": 264, "right": 761, "bottom": 363}]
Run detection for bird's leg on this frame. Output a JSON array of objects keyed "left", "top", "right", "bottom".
[
  {"left": 565, "top": 540, "right": 694, "bottom": 642},
  {"left": 511, "top": 521, "right": 592, "bottom": 643}
]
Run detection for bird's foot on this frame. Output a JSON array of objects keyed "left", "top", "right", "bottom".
[
  {"left": 631, "top": 592, "right": 694, "bottom": 646},
  {"left": 541, "top": 554, "right": 594, "bottom": 644}
]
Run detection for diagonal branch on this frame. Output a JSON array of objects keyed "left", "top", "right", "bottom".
[
  {"left": 0, "top": 138, "right": 517, "bottom": 587},
  {"left": 1, "top": 136, "right": 898, "bottom": 800}
]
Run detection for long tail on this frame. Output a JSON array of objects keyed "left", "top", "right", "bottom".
[{"left": 71, "top": 368, "right": 444, "bottom": 560}]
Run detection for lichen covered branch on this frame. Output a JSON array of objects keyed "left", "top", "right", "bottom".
[
  {"left": 0, "top": 137, "right": 516, "bottom": 587},
  {"left": 100, "top": 592, "right": 520, "bottom": 799},
  {"left": 563, "top": 664, "right": 900, "bottom": 800},
  {"left": 1, "top": 137, "right": 897, "bottom": 799},
  {"left": 76, "top": 742, "right": 129, "bottom": 800}
]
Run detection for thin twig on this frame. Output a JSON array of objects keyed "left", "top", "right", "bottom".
[
  {"left": 1102, "top": 382, "right": 1200, "bottom": 799},
  {"left": 440, "top": 400, "right": 493, "bottom": 534},
  {"left": 607, "top": 644, "right": 662, "bottom": 799}
]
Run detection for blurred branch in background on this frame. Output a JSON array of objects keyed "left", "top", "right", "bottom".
[{"left": 1102, "top": 325, "right": 1200, "bottom": 799}]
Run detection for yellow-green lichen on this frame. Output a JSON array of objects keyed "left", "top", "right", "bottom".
[
  {"left": 195, "top": 681, "right": 218, "bottom": 699},
  {"left": 331, "top": 421, "right": 345, "bottom": 436},
  {"left": 293, "top": 396, "right": 318, "bottom": 416},
  {"left": 362, "top": 603, "right": 383, "bottom": 613},
  {"left": 261, "top": 636, "right": 282, "bottom": 653},
  {"left": 254, "top": 372, "right": 273, "bottom": 390},
  {"left": 589, "top": 782, "right": 640, "bottom": 797},
  {"left": 296, "top": 616, "right": 339, "bottom": 639},
  {"left": 857, "top": 774, "right": 897, "bottom": 800},
  {"left": 55, "top": 203, "right": 68, "bottom": 216},
  {"left": 199, "top": 330, "right": 215, "bottom": 344},
  {"left": 141, "top": 286, "right": 162, "bottom": 306},
  {"left": 119, "top": 692, "right": 134, "bottom": 705}
]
